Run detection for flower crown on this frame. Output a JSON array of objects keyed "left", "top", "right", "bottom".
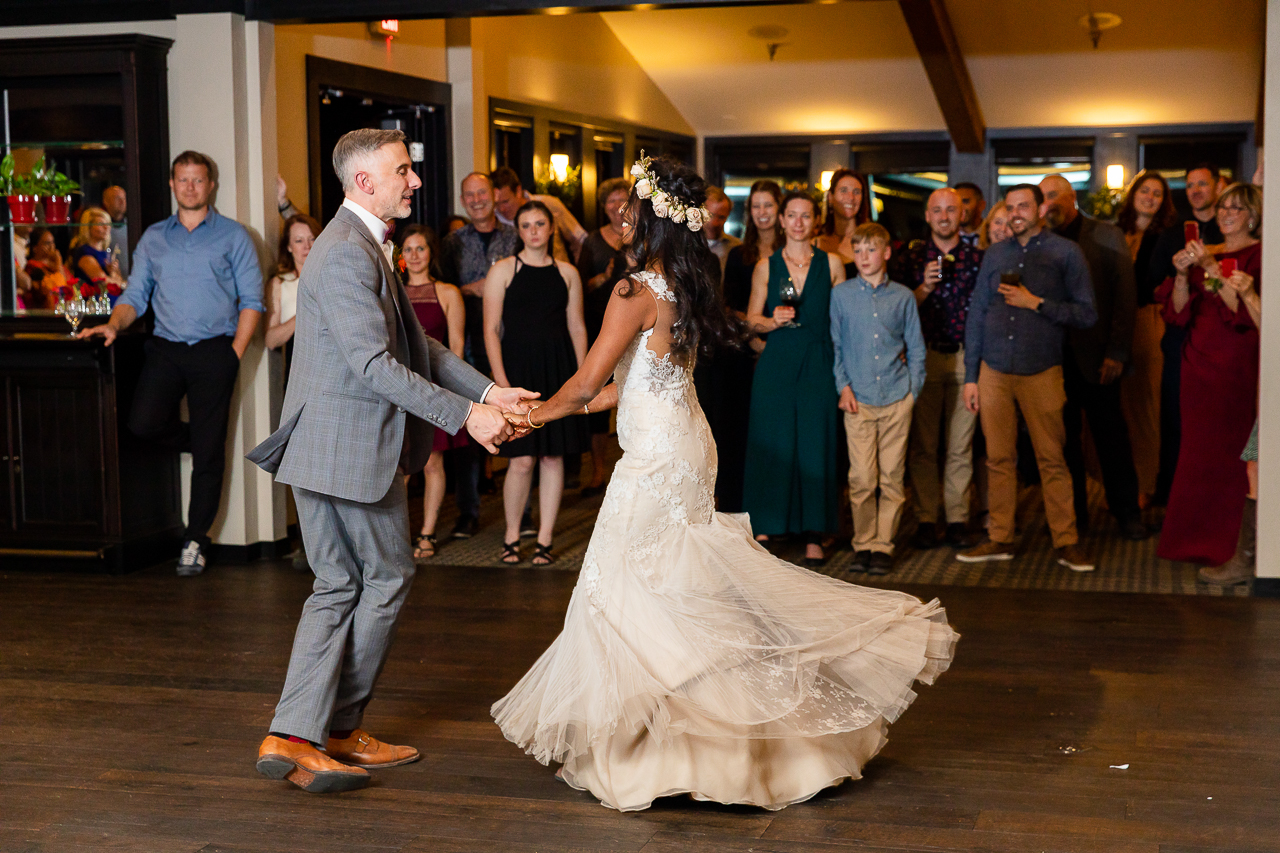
[{"left": 630, "top": 151, "right": 711, "bottom": 232}]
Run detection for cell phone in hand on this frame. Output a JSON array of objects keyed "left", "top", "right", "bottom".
[
  {"left": 1184, "top": 221, "right": 1199, "bottom": 244},
  {"left": 1219, "top": 257, "right": 1238, "bottom": 278}
]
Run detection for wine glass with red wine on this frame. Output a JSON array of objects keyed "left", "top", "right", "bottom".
[{"left": 778, "top": 281, "right": 802, "bottom": 328}]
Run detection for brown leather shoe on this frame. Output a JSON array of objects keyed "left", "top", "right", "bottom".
[
  {"left": 326, "top": 729, "right": 421, "bottom": 768},
  {"left": 257, "top": 735, "right": 370, "bottom": 793}
]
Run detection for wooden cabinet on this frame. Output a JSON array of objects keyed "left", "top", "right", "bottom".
[{"left": 0, "top": 322, "right": 182, "bottom": 569}]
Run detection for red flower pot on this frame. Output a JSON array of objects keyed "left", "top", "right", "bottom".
[
  {"left": 6, "top": 195, "right": 37, "bottom": 224},
  {"left": 42, "top": 195, "right": 72, "bottom": 224}
]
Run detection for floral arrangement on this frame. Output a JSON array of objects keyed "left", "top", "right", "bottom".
[
  {"left": 630, "top": 151, "right": 711, "bottom": 232},
  {"left": 533, "top": 162, "right": 581, "bottom": 207}
]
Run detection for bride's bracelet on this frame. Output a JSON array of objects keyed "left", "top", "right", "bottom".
[{"left": 526, "top": 405, "right": 545, "bottom": 429}]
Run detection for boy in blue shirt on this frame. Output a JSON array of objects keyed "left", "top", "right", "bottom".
[{"left": 830, "top": 223, "right": 926, "bottom": 574}]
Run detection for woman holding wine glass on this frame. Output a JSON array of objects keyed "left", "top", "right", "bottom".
[{"left": 742, "top": 192, "right": 846, "bottom": 565}]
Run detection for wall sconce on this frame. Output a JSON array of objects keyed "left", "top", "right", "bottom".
[
  {"left": 1106, "top": 164, "right": 1125, "bottom": 190},
  {"left": 550, "top": 154, "right": 570, "bottom": 184},
  {"left": 369, "top": 20, "right": 399, "bottom": 39},
  {"left": 820, "top": 170, "right": 835, "bottom": 192}
]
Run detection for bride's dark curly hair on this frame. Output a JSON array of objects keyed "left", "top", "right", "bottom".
[{"left": 620, "top": 155, "right": 744, "bottom": 361}]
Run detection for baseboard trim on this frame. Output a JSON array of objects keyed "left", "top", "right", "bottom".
[
  {"left": 1253, "top": 578, "right": 1280, "bottom": 597},
  {"left": 211, "top": 538, "right": 293, "bottom": 564}
]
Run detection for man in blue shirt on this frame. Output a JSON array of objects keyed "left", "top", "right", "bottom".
[
  {"left": 958, "top": 183, "right": 1097, "bottom": 572},
  {"left": 81, "top": 151, "right": 263, "bottom": 576},
  {"left": 831, "top": 223, "right": 926, "bottom": 575}
]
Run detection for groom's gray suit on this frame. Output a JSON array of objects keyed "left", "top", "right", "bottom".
[{"left": 248, "top": 204, "right": 491, "bottom": 744}]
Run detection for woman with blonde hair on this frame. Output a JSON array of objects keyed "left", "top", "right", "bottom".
[
  {"left": 977, "top": 200, "right": 1012, "bottom": 250},
  {"left": 69, "top": 206, "right": 126, "bottom": 298}
]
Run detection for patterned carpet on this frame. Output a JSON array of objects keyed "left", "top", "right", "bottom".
[{"left": 407, "top": 459, "right": 1250, "bottom": 598}]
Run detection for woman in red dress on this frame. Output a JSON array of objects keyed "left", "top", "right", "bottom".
[
  {"left": 1154, "top": 183, "right": 1261, "bottom": 565},
  {"left": 400, "top": 224, "right": 468, "bottom": 560}
]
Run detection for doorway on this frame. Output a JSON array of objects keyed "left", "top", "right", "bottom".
[{"left": 306, "top": 56, "right": 452, "bottom": 231}]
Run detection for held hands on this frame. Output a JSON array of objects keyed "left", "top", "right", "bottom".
[
  {"left": 963, "top": 382, "right": 980, "bottom": 414},
  {"left": 502, "top": 409, "right": 534, "bottom": 439},
  {"left": 998, "top": 282, "right": 1042, "bottom": 312},
  {"left": 1099, "top": 357, "right": 1124, "bottom": 385},
  {"left": 465, "top": 402, "right": 516, "bottom": 454},
  {"left": 838, "top": 386, "right": 859, "bottom": 414},
  {"left": 485, "top": 385, "right": 541, "bottom": 415}
]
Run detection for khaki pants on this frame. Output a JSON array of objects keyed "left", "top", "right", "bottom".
[
  {"left": 845, "top": 394, "right": 913, "bottom": 554},
  {"left": 909, "top": 347, "right": 978, "bottom": 525},
  {"left": 1120, "top": 304, "right": 1164, "bottom": 496},
  {"left": 977, "top": 362, "right": 1078, "bottom": 548}
]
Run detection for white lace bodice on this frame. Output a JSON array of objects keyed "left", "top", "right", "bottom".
[{"left": 579, "top": 272, "right": 717, "bottom": 609}]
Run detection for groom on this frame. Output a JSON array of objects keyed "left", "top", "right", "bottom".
[{"left": 248, "top": 128, "right": 534, "bottom": 793}]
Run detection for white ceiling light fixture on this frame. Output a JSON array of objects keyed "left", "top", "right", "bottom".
[{"left": 1079, "top": 10, "right": 1122, "bottom": 49}]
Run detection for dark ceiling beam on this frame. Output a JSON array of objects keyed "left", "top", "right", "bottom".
[{"left": 897, "top": 0, "right": 985, "bottom": 153}]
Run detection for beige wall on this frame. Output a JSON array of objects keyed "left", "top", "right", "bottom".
[
  {"left": 273, "top": 21, "right": 450, "bottom": 213},
  {"left": 274, "top": 14, "right": 691, "bottom": 211}
]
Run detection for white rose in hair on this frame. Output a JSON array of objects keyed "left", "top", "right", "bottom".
[
  {"left": 651, "top": 193, "right": 672, "bottom": 218},
  {"left": 685, "top": 207, "right": 704, "bottom": 231},
  {"left": 636, "top": 178, "right": 653, "bottom": 198},
  {"left": 630, "top": 162, "right": 646, "bottom": 179},
  {"left": 671, "top": 205, "right": 688, "bottom": 223}
]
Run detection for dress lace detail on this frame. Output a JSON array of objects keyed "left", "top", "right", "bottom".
[{"left": 492, "top": 271, "right": 958, "bottom": 812}]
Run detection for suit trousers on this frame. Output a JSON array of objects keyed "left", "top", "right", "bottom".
[
  {"left": 127, "top": 335, "right": 240, "bottom": 547},
  {"left": 977, "top": 363, "right": 1078, "bottom": 548},
  {"left": 845, "top": 394, "right": 913, "bottom": 554},
  {"left": 1063, "top": 351, "right": 1141, "bottom": 526},
  {"left": 271, "top": 477, "right": 414, "bottom": 745},
  {"left": 909, "top": 347, "right": 978, "bottom": 525}
]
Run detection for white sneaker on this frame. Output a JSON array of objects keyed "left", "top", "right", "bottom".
[{"left": 177, "top": 540, "right": 206, "bottom": 576}]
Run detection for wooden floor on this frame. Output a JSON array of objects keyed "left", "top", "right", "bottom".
[{"left": 3, "top": 558, "right": 1279, "bottom": 853}]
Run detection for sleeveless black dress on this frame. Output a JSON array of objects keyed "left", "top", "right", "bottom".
[{"left": 499, "top": 258, "right": 590, "bottom": 458}]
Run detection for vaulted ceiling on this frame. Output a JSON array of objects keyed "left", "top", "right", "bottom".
[{"left": 598, "top": 0, "right": 1263, "bottom": 138}]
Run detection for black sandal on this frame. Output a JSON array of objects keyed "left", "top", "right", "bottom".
[
  {"left": 532, "top": 543, "right": 556, "bottom": 565},
  {"left": 413, "top": 533, "right": 436, "bottom": 560},
  {"left": 500, "top": 541, "right": 522, "bottom": 564}
]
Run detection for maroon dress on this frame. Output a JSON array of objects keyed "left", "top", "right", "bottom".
[
  {"left": 1154, "top": 242, "right": 1260, "bottom": 565},
  {"left": 408, "top": 283, "right": 470, "bottom": 454}
]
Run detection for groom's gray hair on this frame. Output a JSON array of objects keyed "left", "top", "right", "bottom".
[{"left": 333, "top": 128, "right": 407, "bottom": 192}]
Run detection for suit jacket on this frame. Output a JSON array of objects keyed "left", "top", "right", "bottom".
[
  {"left": 247, "top": 206, "right": 491, "bottom": 503},
  {"left": 1064, "top": 214, "right": 1137, "bottom": 381}
]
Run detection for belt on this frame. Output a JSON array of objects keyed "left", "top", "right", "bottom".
[{"left": 928, "top": 342, "right": 961, "bottom": 354}]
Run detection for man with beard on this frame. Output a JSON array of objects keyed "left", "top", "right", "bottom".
[
  {"left": 953, "top": 182, "right": 986, "bottom": 248},
  {"left": 1039, "top": 175, "right": 1145, "bottom": 540},
  {"left": 1144, "top": 163, "right": 1224, "bottom": 505},
  {"left": 957, "top": 184, "right": 1097, "bottom": 572}
]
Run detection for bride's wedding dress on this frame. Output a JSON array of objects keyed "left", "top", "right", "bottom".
[{"left": 492, "top": 271, "right": 958, "bottom": 812}]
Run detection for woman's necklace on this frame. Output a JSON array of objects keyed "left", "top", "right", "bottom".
[{"left": 782, "top": 248, "right": 810, "bottom": 269}]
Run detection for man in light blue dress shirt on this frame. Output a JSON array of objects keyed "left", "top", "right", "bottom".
[
  {"left": 81, "top": 151, "right": 263, "bottom": 576},
  {"left": 830, "top": 222, "right": 925, "bottom": 575}
]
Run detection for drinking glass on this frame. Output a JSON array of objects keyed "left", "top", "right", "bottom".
[
  {"left": 778, "top": 281, "right": 802, "bottom": 328},
  {"left": 63, "top": 298, "right": 84, "bottom": 337}
]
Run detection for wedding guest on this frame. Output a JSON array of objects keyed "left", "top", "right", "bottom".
[
  {"left": 1155, "top": 182, "right": 1261, "bottom": 566},
  {"left": 832, "top": 222, "right": 925, "bottom": 574},
  {"left": 1039, "top": 174, "right": 1145, "bottom": 540},
  {"left": 703, "top": 185, "right": 740, "bottom": 273},
  {"left": 815, "top": 169, "right": 872, "bottom": 277},
  {"left": 440, "top": 172, "right": 518, "bottom": 540},
  {"left": 979, "top": 201, "right": 1013, "bottom": 249},
  {"left": 70, "top": 206, "right": 127, "bottom": 298},
  {"left": 1147, "top": 163, "right": 1224, "bottom": 505},
  {"left": 575, "top": 176, "right": 630, "bottom": 496},
  {"left": 953, "top": 182, "right": 986, "bottom": 247},
  {"left": 400, "top": 224, "right": 469, "bottom": 561},
  {"left": 1116, "top": 170, "right": 1178, "bottom": 503},
  {"left": 102, "top": 185, "right": 129, "bottom": 277},
  {"left": 491, "top": 166, "right": 587, "bottom": 262},
  {"left": 957, "top": 184, "right": 1097, "bottom": 572},
  {"left": 890, "top": 188, "right": 982, "bottom": 550},
  {"left": 704, "top": 180, "right": 782, "bottom": 512},
  {"left": 79, "top": 150, "right": 263, "bottom": 576},
  {"left": 743, "top": 192, "right": 845, "bottom": 566},
  {"left": 23, "top": 227, "right": 70, "bottom": 308},
  {"left": 264, "top": 214, "right": 322, "bottom": 367},
  {"left": 484, "top": 201, "right": 589, "bottom": 565}
]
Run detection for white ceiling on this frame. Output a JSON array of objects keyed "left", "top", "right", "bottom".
[{"left": 599, "top": 0, "right": 1264, "bottom": 137}]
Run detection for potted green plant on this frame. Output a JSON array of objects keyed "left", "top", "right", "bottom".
[
  {"left": 35, "top": 159, "right": 80, "bottom": 224},
  {"left": 1, "top": 153, "right": 40, "bottom": 224}
]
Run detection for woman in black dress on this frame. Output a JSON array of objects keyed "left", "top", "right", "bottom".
[
  {"left": 575, "top": 176, "right": 631, "bottom": 496},
  {"left": 484, "top": 200, "right": 590, "bottom": 564}
]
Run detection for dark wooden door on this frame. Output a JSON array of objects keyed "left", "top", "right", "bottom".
[{"left": 10, "top": 371, "right": 107, "bottom": 535}]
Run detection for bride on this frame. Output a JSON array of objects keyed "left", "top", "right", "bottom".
[{"left": 491, "top": 154, "right": 958, "bottom": 812}]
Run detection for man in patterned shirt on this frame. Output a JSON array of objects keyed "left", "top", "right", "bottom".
[{"left": 889, "top": 188, "right": 983, "bottom": 550}]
